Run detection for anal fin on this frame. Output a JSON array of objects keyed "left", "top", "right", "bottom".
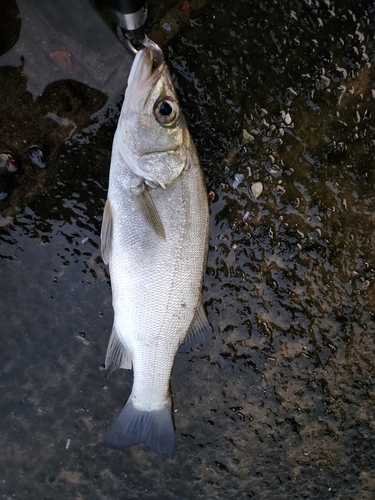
[
  {"left": 105, "top": 324, "right": 132, "bottom": 377},
  {"left": 179, "top": 302, "right": 212, "bottom": 352}
]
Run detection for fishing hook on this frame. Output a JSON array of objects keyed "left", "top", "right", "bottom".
[{"left": 117, "top": 27, "right": 164, "bottom": 67}]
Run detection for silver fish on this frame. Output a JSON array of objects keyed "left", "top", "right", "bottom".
[{"left": 100, "top": 47, "right": 210, "bottom": 458}]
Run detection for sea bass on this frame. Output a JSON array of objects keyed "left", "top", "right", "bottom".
[{"left": 100, "top": 47, "right": 210, "bottom": 459}]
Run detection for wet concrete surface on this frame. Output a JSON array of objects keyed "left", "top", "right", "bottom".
[{"left": 1, "top": 0, "right": 375, "bottom": 498}]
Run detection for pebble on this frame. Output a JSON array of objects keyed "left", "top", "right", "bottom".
[
  {"left": 232, "top": 173, "right": 244, "bottom": 189},
  {"left": 242, "top": 129, "right": 254, "bottom": 142},
  {"left": 251, "top": 182, "right": 263, "bottom": 199},
  {"left": 162, "top": 22, "right": 172, "bottom": 31}
]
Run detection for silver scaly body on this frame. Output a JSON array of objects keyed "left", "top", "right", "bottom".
[{"left": 100, "top": 48, "right": 210, "bottom": 458}]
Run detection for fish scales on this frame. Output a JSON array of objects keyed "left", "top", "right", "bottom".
[
  {"left": 110, "top": 145, "right": 207, "bottom": 409},
  {"left": 101, "top": 47, "right": 210, "bottom": 458}
]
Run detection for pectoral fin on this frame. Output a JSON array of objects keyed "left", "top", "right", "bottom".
[
  {"left": 179, "top": 302, "right": 212, "bottom": 352},
  {"left": 133, "top": 188, "right": 166, "bottom": 240},
  {"left": 105, "top": 324, "right": 132, "bottom": 377},
  {"left": 100, "top": 199, "right": 113, "bottom": 265}
]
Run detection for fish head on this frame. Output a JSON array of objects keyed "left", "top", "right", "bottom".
[{"left": 116, "top": 48, "right": 191, "bottom": 189}]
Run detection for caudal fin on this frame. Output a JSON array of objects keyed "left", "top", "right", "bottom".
[{"left": 105, "top": 399, "right": 175, "bottom": 459}]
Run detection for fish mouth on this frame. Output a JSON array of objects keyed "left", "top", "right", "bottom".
[{"left": 125, "top": 48, "right": 166, "bottom": 107}]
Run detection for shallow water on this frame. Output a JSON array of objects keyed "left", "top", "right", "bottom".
[{"left": 1, "top": 0, "right": 375, "bottom": 498}]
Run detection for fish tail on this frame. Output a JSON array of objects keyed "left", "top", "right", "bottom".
[{"left": 105, "top": 399, "right": 175, "bottom": 459}]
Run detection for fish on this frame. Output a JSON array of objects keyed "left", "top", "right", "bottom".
[{"left": 100, "top": 47, "right": 210, "bottom": 459}]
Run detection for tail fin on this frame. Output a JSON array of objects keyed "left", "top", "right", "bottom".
[{"left": 105, "top": 399, "right": 175, "bottom": 459}]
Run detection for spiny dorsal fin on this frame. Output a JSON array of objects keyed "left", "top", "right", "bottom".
[{"left": 100, "top": 199, "right": 113, "bottom": 265}]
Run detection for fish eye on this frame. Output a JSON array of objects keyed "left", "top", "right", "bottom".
[{"left": 154, "top": 99, "right": 178, "bottom": 125}]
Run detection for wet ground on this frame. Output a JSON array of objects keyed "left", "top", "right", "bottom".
[{"left": 1, "top": 0, "right": 375, "bottom": 498}]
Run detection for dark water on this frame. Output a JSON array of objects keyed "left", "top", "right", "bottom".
[{"left": 1, "top": 0, "right": 375, "bottom": 498}]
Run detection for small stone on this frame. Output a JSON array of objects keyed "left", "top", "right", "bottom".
[
  {"left": 242, "top": 129, "right": 254, "bottom": 142},
  {"left": 232, "top": 173, "right": 244, "bottom": 189},
  {"left": 315, "top": 75, "right": 331, "bottom": 90},
  {"left": 251, "top": 182, "right": 263, "bottom": 199},
  {"left": 162, "top": 22, "right": 172, "bottom": 31},
  {"left": 284, "top": 113, "right": 292, "bottom": 125}
]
